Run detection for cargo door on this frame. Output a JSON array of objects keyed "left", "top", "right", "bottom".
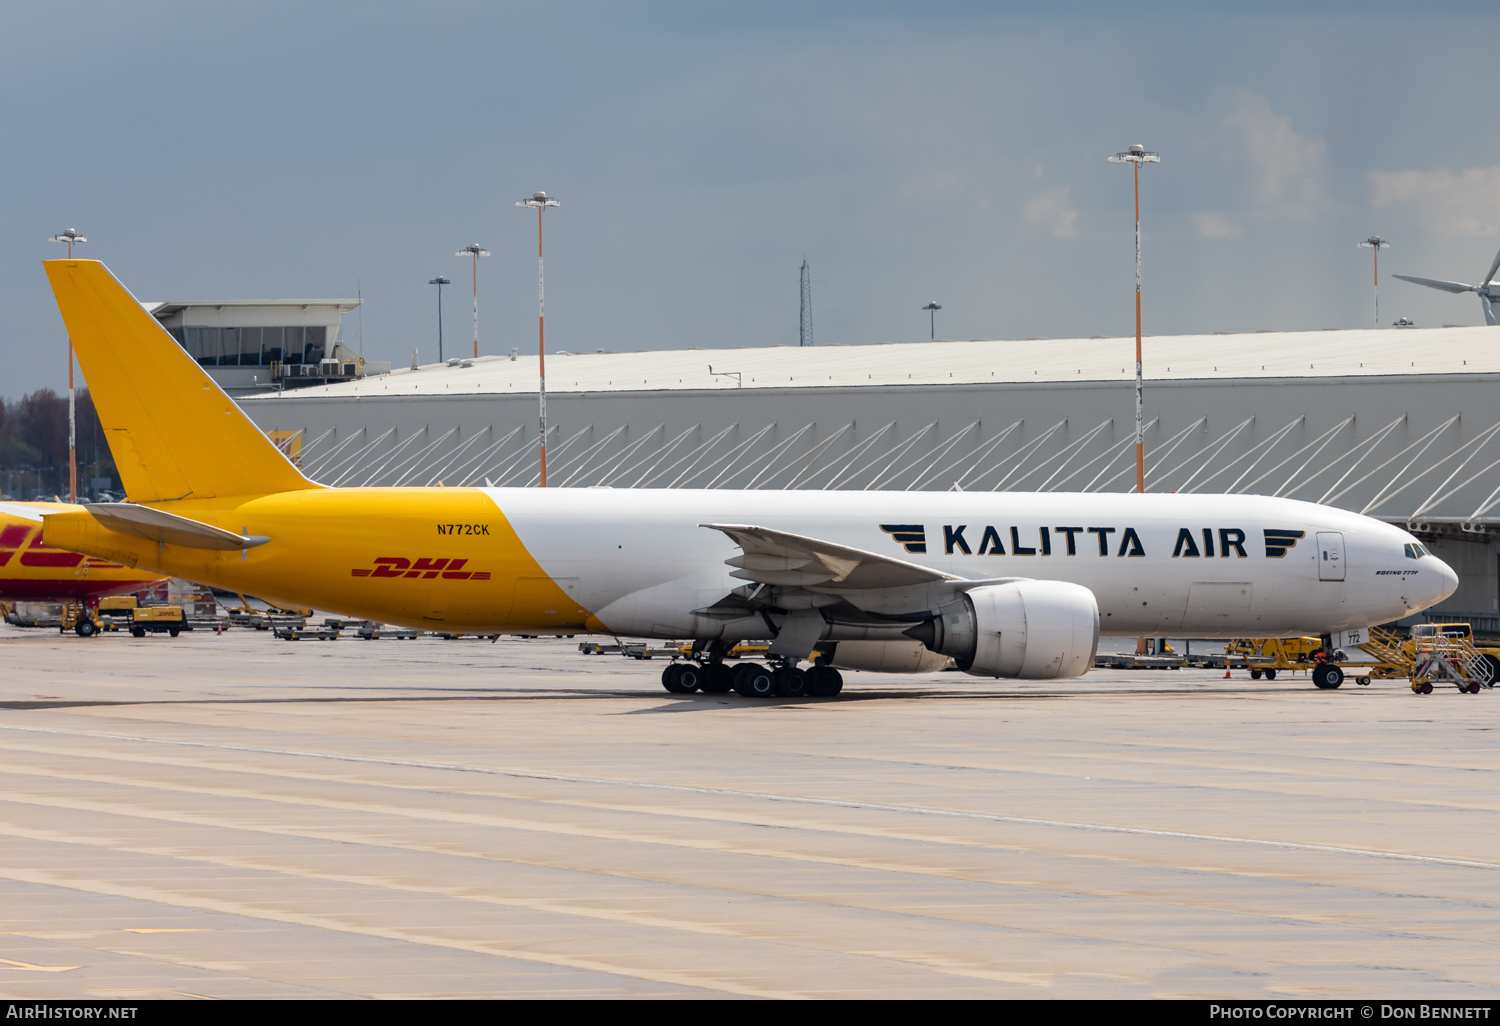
[{"left": 1317, "top": 532, "right": 1345, "bottom": 581}]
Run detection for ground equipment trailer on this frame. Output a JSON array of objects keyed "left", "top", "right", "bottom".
[
  {"left": 128, "top": 605, "right": 189, "bottom": 638},
  {"left": 1225, "top": 637, "right": 1323, "bottom": 681}
]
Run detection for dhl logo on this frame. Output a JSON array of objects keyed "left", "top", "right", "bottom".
[
  {"left": 0, "top": 523, "right": 106, "bottom": 569},
  {"left": 350, "top": 557, "right": 491, "bottom": 580}
]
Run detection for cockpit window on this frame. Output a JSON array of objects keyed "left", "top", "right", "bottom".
[{"left": 1404, "top": 543, "right": 1430, "bottom": 559}]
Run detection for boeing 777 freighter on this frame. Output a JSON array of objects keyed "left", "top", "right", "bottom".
[{"left": 39, "top": 260, "right": 1457, "bottom": 696}]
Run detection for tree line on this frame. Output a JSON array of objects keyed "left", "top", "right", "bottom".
[{"left": 0, "top": 389, "right": 118, "bottom": 501}]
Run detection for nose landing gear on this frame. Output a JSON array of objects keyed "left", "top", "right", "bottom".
[{"left": 1312, "top": 663, "right": 1345, "bottom": 690}]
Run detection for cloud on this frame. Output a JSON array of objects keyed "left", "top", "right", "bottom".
[
  {"left": 1194, "top": 212, "right": 1241, "bottom": 238},
  {"left": 1022, "top": 186, "right": 1078, "bottom": 238},
  {"left": 1218, "top": 90, "right": 1328, "bottom": 217},
  {"left": 1369, "top": 165, "right": 1500, "bottom": 238}
]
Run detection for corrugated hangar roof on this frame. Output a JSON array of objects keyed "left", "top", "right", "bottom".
[
  {"left": 145, "top": 299, "right": 362, "bottom": 313},
  {"left": 269, "top": 324, "right": 1500, "bottom": 400}
]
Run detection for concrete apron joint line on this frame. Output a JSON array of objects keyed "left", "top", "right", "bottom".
[{"left": 1, "top": 722, "right": 1494, "bottom": 874}]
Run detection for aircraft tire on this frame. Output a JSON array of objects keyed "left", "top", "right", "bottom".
[
  {"left": 75, "top": 619, "right": 97, "bottom": 638},
  {"left": 676, "top": 663, "right": 703, "bottom": 693},
  {"left": 1312, "top": 664, "right": 1343, "bottom": 690},
  {"left": 661, "top": 664, "right": 689, "bottom": 693},
  {"left": 1263, "top": 668, "right": 1277, "bottom": 681},
  {"left": 774, "top": 666, "right": 809, "bottom": 697},
  {"left": 733, "top": 663, "right": 775, "bottom": 698},
  {"left": 700, "top": 663, "right": 734, "bottom": 693},
  {"left": 807, "top": 666, "right": 843, "bottom": 697}
]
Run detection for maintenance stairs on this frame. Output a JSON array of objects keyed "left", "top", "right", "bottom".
[{"left": 1362, "top": 626, "right": 1493, "bottom": 694}]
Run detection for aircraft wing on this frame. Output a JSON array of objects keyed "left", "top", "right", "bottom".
[{"left": 700, "top": 523, "right": 958, "bottom": 589}]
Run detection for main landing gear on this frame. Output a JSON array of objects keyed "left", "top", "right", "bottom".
[{"left": 661, "top": 657, "right": 843, "bottom": 699}]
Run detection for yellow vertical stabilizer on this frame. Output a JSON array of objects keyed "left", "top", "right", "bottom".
[{"left": 44, "top": 259, "right": 317, "bottom": 503}]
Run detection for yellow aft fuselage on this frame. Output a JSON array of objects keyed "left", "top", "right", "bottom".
[{"left": 43, "top": 488, "right": 583, "bottom": 632}]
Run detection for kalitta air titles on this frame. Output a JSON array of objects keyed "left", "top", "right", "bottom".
[{"left": 884, "top": 524, "right": 1305, "bottom": 559}]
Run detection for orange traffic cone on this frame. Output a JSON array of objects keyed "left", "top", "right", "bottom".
[
  {"left": 1224, "top": 668, "right": 1232, "bottom": 678},
  {"left": 216, "top": 623, "right": 222, "bottom": 636}
]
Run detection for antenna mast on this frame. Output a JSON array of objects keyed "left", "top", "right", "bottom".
[{"left": 800, "top": 259, "right": 813, "bottom": 347}]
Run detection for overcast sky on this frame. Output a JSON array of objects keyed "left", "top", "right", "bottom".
[{"left": 3, "top": 1, "right": 1497, "bottom": 396}]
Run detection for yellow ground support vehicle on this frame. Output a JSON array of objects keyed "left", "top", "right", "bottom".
[
  {"left": 1404, "top": 623, "right": 1497, "bottom": 694},
  {"left": 1225, "top": 637, "right": 1322, "bottom": 681},
  {"left": 1331, "top": 624, "right": 1497, "bottom": 694},
  {"left": 96, "top": 594, "right": 137, "bottom": 632},
  {"left": 128, "top": 604, "right": 189, "bottom": 638}
]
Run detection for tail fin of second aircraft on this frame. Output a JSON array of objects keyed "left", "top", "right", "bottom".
[{"left": 44, "top": 259, "right": 317, "bottom": 503}]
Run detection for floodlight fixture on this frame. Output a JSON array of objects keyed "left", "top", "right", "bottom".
[
  {"left": 516, "top": 192, "right": 561, "bottom": 486},
  {"left": 922, "top": 302, "right": 942, "bottom": 341},
  {"left": 1107, "top": 143, "right": 1161, "bottom": 494},
  {"left": 428, "top": 276, "right": 451, "bottom": 364},
  {"left": 50, "top": 228, "right": 86, "bottom": 257},
  {"left": 456, "top": 243, "right": 491, "bottom": 358},
  {"left": 1358, "top": 236, "right": 1391, "bottom": 330},
  {"left": 50, "top": 228, "right": 87, "bottom": 501}
]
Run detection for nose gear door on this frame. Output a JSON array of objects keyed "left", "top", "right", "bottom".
[{"left": 1317, "top": 531, "right": 1345, "bottom": 581}]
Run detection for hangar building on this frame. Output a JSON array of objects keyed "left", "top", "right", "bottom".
[{"left": 241, "top": 325, "right": 1500, "bottom": 625}]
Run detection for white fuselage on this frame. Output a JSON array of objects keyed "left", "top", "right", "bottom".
[{"left": 487, "top": 489, "right": 1457, "bottom": 640}]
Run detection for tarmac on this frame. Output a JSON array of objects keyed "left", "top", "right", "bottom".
[{"left": 0, "top": 622, "right": 1496, "bottom": 1000}]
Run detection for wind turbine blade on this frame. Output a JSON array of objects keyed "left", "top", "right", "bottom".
[
  {"left": 1392, "top": 274, "right": 1474, "bottom": 294},
  {"left": 1485, "top": 296, "right": 1499, "bottom": 327},
  {"left": 1482, "top": 248, "right": 1500, "bottom": 287}
]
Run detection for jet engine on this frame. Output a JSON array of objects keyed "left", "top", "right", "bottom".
[
  {"left": 903, "top": 579, "right": 1099, "bottom": 679},
  {"left": 823, "top": 640, "right": 952, "bottom": 674}
]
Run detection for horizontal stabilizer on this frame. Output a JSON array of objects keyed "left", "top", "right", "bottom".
[{"left": 82, "top": 503, "right": 269, "bottom": 551}]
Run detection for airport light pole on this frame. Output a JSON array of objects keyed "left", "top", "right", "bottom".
[
  {"left": 1359, "top": 236, "right": 1390, "bottom": 329},
  {"left": 517, "top": 191, "right": 560, "bottom": 486},
  {"left": 1107, "top": 144, "right": 1160, "bottom": 494},
  {"left": 49, "top": 229, "right": 86, "bottom": 502},
  {"left": 456, "top": 243, "right": 490, "bottom": 358},
  {"left": 922, "top": 302, "right": 941, "bottom": 341},
  {"left": 428, "top": 276, "right": 451, "bottom": 363}
]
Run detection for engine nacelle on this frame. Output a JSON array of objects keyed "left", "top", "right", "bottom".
[
  {"left": 824, "top": 640, "right": 953, "bottom": 674},
  {"left": 904, "top": 580, "right": 1099, "bottom": 679}
]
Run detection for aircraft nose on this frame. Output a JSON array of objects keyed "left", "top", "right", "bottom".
[{"left": 1430, "top": 556, "right": 1459, "bottom": 604}]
